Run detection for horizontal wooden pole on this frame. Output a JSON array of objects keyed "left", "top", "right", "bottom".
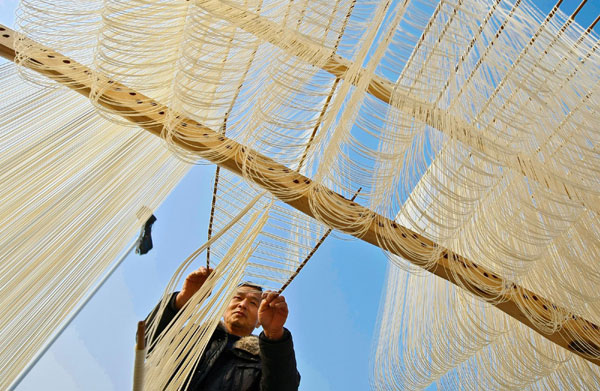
[
  {"left": 196, "top": 0, "right": 599, "bottom": 216},
  {"left": 1, "top": 24, "right": 599, "bottom": 366}
]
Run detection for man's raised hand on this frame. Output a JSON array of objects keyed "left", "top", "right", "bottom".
[
  {"left": 259, "top": 291, "right": 288, "bottom": 341},
  {"left": 175, "top": 267, "right": 213, "bottom": 309}
]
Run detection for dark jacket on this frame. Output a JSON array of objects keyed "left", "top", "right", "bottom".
[{"left": 144, "top": 293, "right": 300, "bottom": 391}]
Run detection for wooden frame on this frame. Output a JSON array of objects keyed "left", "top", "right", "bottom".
[{"left": 1, "top": 24, "right": 599, "bottom": 366}]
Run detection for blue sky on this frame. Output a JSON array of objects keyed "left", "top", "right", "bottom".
[{"left": 2, "top": 0, "right": 599, "bottom": 390}]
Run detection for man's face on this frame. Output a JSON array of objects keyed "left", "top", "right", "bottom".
[{"left": 223, "top": 286, "right": 262, "bottom": 336}]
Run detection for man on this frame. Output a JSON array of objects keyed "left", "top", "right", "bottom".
[{"left": 145, "top": 267, "right": 300, "bottom": 391}]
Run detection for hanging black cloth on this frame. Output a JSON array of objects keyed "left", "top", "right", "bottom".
[{"left": 136, "top": 214, "right": 157, "bottom": 255}]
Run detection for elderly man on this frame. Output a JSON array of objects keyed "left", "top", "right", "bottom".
[{"left": 145, "top": 267, "right": 300, "bottom": 391}]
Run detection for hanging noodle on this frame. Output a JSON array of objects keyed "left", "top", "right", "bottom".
[
  {"left": 0, "top": 63, "right": 190, "bottom": 390},
  {"left": 1, "top": 0, "right": 599, "bottom": 388}
]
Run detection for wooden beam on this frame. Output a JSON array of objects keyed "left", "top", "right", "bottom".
[
  {"left": 1, "top": 24, "right": 599, "bottom": 366},
  {"left": 196, "top": 0, "right": 600, "bottom": 216}
]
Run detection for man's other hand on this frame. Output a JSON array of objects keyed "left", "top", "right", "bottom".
[
  {"left": 259, "top": 291, "right": 288, "bottom": 341},
  {"left": 175, "top": 267, "right": 213, "bottom": 309}
]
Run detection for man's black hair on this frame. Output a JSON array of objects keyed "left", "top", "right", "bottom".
[{"left": 238, "top": 281, "right": 263, "bottom": 292}]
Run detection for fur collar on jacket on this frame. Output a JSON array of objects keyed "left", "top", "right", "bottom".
[
  {"left": 234, "top": 335, "right": 260, "bottom": 356},
  {"left": 218, "top": 322, "right": 260, "bottom": 356}
]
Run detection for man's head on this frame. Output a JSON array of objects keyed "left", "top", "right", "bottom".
[{"left": 223, "top": 283, "right": 263, "bottom": 337}]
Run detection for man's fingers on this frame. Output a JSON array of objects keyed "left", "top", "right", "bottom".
[
  {"left": 262, "top": 291, "right": 285, "bottom": 305},
  {"left": 258, "top": 299, "right": 269, "bottom": 312},
  {"left": 188, "top": 267, "right": 213, "bottom": 279},
  {"left": 260, "top": 292, "right": 287, "bottom": 311},
  {"left": 199, "top": 267, "right": 213, "bottom": 275},
  {"left": 183, "top": 267, "right": 214, "bottom": 291},
  {"left": 189, "top": 269, "right": 204, "bottom": 277},
  {"left": 269, "top": 296, "right": 285, "bottom": 305},
  {"left": 270, "top": 301, "right": 288, "bottom": 311},
  {"left": 262, "top": 291, "right": 276, "bottom": 303}
]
